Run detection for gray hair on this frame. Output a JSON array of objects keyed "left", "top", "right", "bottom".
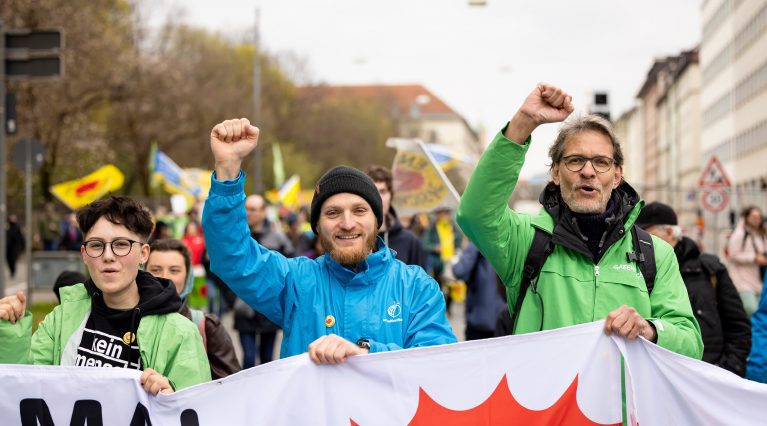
[{"left": 548, "top": 115, "right": 624, "bottom": 169}]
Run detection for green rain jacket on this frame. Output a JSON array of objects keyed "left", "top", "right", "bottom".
[
  {"left": 0, "top": 281, "right": 211, "bottom": 390},
  {"left": 456, "top": 131, "right": 703, "bottom": 359}
]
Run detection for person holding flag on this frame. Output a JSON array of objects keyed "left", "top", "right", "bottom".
[{"left": 202, "top": 118, "right": 456, "bottom": 364}]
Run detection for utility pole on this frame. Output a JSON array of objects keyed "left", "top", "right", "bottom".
[
  {"left": 1, "top": 20, "right": 7, "bottom": 296},
  {"left": 1, "top": 24, "right": 63, "bottom": 295},
  {"left": 252, "top": 7, "right": 263, "bottom": 194}
]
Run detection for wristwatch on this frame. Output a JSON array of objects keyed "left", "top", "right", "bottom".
[{"left": 356, "top": 339, "right": 370, "bottom": 351}]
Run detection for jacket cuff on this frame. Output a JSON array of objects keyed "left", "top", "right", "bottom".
[
  {"left": 210, "top": 170, "right": 246, "bottom": 196},
  {"left": 367, "top": 339, "right": 387, "bottom": 354}
]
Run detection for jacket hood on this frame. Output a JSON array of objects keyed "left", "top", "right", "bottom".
[
  {"left": 674, "top": 236, "right": 701, "bottom": 264},
  {"left": 84, "top": 270, "right": 182, "bottom": 319},
  {"left": 537, "top": 180, "right": 642, "bottom": 260}
]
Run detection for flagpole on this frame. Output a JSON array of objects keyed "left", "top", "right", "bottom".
[{"left": 252, "top": 6, "right": 263, "bottom": 194}]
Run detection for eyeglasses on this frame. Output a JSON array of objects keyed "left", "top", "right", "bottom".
[
  {"left": 82, "top": 239, "right": 143, "bottom": 258},
  {"left": 561, "top": 155, "right": 615, "bottom": 173}
]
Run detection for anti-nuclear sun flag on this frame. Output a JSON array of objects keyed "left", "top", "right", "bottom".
[
  {"left": 2, "top": 321, "right": 766, "bottom": 425},
  {"left": 386, "top": 138, "right": 460, "bottom": 216},
  {"left": 49, "top": 164, "right": 125, "bottom": 209}
]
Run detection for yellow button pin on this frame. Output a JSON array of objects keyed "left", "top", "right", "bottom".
[{"left": 325, "top": 315, "right": 335, "bottom": 328}]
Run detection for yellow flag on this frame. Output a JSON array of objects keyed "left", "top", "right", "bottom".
[
  {"left": 278, "top": 174, "right": 301, "bottom": 208},
  {"left": 50, "top": 164, "right": 125, "bottom": 210}
]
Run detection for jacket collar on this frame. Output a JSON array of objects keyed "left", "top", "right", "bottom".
[
  {"left": 533, "top": 180, "right": 643, "bottom": 260},
  {"left": 324, "top": 236, "right": 393, "bottom": 287}
]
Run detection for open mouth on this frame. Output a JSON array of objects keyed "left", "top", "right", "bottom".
[
  {"left": 577, "top": 184, "right": 598, "bottom": 195},
  {"left": 335, "top": 234, "right": 361, "bottom": 243}
]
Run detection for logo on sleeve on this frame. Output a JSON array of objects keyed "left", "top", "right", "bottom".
[{"left": 383, "top": 302, "right": 402, "bottom": 323}]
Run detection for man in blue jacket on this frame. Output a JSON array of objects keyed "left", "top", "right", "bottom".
[{"left": 202, "top": 118, "right": 456, "bottom": 364}]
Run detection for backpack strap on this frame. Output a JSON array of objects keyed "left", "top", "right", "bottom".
[
  {"left": 189, "top": 308, "right": 208, "bottom": 351},
  {"left": 512, "top": 227, "right": 553, "bottom": 333},
  {"left": 628, "top": 225, "right": 656, "bottom": 294}
]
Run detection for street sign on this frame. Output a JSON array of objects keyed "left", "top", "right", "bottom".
[
  {"left": 701, "top": 189, "right": 728, "bottom": 213},
  {"left": 698, "top": 155, "right": 731, "bottom": 214},
  {"left": 11, "top": 137, "right": 44, "bottom": 171},
  {"left": 4, "top": 29, "right": 63, "bottom": 79},
  {"left": 698, "top": 155, "right": 731, "bottom": 189}
]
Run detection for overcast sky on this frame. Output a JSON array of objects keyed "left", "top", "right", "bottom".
[{"left": 155, "top": 0, "right": 702, "bottom": 179}]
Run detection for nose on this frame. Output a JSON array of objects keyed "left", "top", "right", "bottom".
[
  {"left": 101, "top": 243, "right": 117, "bottom": 261},
  {"left": 580, "top": 160, "right": 597, "bottom": 177},
  {"left": 339, "top": 211, "right": 355, "bottom": 229}
]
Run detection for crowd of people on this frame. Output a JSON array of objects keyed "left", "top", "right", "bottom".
[{"left": 2, "top": 83, "right": 767, "bottom": 398}]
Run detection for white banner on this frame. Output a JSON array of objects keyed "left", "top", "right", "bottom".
[{"left": 1, "top": 321, "right": 765, "bottom": 425}]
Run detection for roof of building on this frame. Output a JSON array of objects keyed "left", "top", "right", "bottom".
[{"left": 297, "top": 84, "right": 459, "bottom": 117}]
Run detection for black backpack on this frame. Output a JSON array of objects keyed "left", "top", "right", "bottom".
[{"left": 499, "top": 225, "right": 657, "bottom": 335}]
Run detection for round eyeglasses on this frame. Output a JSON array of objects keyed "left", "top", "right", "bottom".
[
  {"left": 561, "top": 155, "right": 615, "bottom": 173},
  {"left": 82, "top": 239, "right": 143, "bottom": 258}
]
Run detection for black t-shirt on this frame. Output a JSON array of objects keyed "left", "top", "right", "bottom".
[{"left": 75, "top": 310, "right": 142, "bottom": 369}]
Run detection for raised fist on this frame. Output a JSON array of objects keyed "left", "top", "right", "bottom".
[
  {"left": 210, "top": 118, "right": 260, "bottom": 180},
  {"left": 518, "top": 83, "right": 574, "bottom": 126}
]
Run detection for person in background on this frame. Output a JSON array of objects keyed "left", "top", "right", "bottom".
[
  {"left": 59, "top": 213, "right": 84, "bottom": 251},
  {"left": 0, "top": 196, "right": 210, "bottom": 394},
  {"left": 236, "top": 194, "right": 294, "bottom": 367},
  {"left": 285, "top": 213, "right": 313, "bottom": 257},
  {"left": 40, "top": 202, "right": 60, "bottom": 251},
  {"left": 367, "top": 165, "right": 427, "bottom": 269},
  {"left": 747, "top": 267, "right": 767, "bottom": 383},
  {"left": 423, "top": 208, "right": 463, "bottom": 314},
  {"left": 637, "top": 202, "right": 750, "bottom": 376},
  {"left": 146, "top": 239, "right": 240, "bottom": 379},
  {"left": 726, "top": 206, "right": 767, "bottom": 316},
  {"left": 6, "top": 214, "right": 25, "bottom": 278},
  {"left": 52, "top": 270, "right": 87, "bottom": 303},
  {"left": 149, "top": 220, "right": 171, "bottom": 244},
  {"left": 182, "top": 221, "right": 205, "bottom": 266},
  {"left": 453, "top": 242, "right": 507, "bottom": 341}
]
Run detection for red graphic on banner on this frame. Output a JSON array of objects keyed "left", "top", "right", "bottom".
[
  {"left": 395, "top": 169, "right": 425, "bottom": 192},
  {"left": 350, "top": 374, "right": 619, "bottom": 426},
  {"left": 75, "top": 179, "right": 101, "bottom": 196}
]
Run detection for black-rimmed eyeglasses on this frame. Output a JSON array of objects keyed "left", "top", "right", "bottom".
[
  {"left": 82, "top": 239, "right": 143, "bottom": 258},
  {"left": 561, "top": 155, "right": 615, "bottom": 173}
]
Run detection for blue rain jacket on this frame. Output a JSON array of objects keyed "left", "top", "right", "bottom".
[{"left": 202, "top": 172, "right": 456, "bottom": 357}]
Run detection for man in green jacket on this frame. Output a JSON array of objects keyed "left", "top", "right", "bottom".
[
  {"left": 0, "top": 196, "right": 210, "bottom": 393},
  {"left": 456, "top": 83, "right": 702, "bottom": 359}
]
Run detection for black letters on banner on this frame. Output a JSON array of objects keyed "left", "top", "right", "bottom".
[
  {"left": 180, "top": 409, "right": 200, "bottom": 426},
  {"left": 70, "top": 400, "right": 103, "bottom": 426},
  {"left": 20, "top": 399, "right": 54, "bottom": 426},
  {"left": 129, "top": 402, "right": 152, "bottom": 426}
]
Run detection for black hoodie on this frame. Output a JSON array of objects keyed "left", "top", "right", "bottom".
[
  {"left": 379, "top": 208, "right": 427, "bottom": 269},
  {"left": 75, "top": 270, "right": 182, "bottom": 370}
]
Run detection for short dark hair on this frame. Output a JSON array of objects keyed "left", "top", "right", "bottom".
[
  {"left": 366, "top": 165, "right": 393, "bottom": 194},
  {"left": 548, "top": 115, "right": 624, "bottom": 169},
  {"left": 149, "top": 238, "right": 191, "bottom": 277},
  {"left": 76, "top": 196, "right": 154, "bottom": 240}
]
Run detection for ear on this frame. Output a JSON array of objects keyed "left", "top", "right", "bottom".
[
  {"left": 139, "top": 243, "right": 150, "bottom": 265},
  {"left": 551, "top": 164, "right": 561, "bottom": 186},
  {"left": 80, "top": 244, "right": 88, "bottom": 263},
  {"left": 612, "top": 165, "right": 623, "bottom": 189}
]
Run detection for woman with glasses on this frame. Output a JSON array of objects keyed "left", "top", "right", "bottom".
[
  {"left": 146, "top": 238, "right": 240, "bottom": 379},
  {"left": 0, "top": 196, "right": 210, "bottom": 394}
]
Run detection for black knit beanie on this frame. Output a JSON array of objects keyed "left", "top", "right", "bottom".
[{"left": 310, "top": 165, "right": 383, "bottom": 234}]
